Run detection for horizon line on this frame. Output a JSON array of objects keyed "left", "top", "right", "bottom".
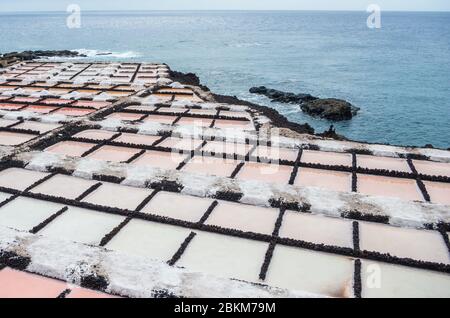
[{"left": 1, "top": 9, "right": 450, "bottom": 13}]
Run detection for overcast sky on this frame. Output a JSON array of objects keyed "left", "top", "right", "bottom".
[{"left": 1, "top": 0, "right": 449, "bottom": 12}]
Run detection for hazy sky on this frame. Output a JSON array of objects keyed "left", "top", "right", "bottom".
[{"left": 1, "top": 0, "right": 449, "bottom": 12}]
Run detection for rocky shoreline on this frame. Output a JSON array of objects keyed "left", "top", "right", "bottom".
[
  {"left": 171, "top": 70, "right": 350, "bottom": 139},
  {"left": 0, "top": 50, "right": 86, "bottom": 68},
  {"left": 172, "top": 71, "right": 447, "bottom": 148},
  {"left": 249, "top": 86, "right": 360, "bottom": 121}
]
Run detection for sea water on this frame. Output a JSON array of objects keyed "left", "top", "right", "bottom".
[{"left": 1, "top": 10, "right": 449, "bottom": 148}]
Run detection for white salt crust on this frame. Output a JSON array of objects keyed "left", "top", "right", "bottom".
[{"left": 0, "top": 225, "right": 321, "bottom": 298}]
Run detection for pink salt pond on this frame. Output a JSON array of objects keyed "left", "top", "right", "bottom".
[
  {"left": 41, "top": 98, "right": 73, "bottom": 105},
  {"left": 25, "top": 105, "right": 58, "bottom": 114},
  {"left": 413, "top": 160, "right": 450, "bottom": 178},
  {"left": 45, "top": 141, "right": 95, "bottom": 157},
  {"left": 213, "top": 119, "right": 254, "bottom": 131},
  {"left": 158, "top": 137, "right": 204, "bottom": 151},
  {"left": 30, "top": 174, "right": 97, "bottom": 200},
  {"left": 141, "top": 191, "right": 213, "bottom": 222},
  {"left": 73, "top": 129, "right": 117, "bottom": 141},
  {"left": 357, "top": 174, "right": 424, "bottom": 201},
  {"left": 0, "top": 103, "right": 25, "bottom": 110},
  {"left": 182, "top": 156, "right": 239, "bottom": 177},
  {"left": 357, "top": 155, "right": 411, "bottom": 172},
  {"left": 176, "top": 117, "right": 214, "bottom": 127},
  {"left": 82, "top": 182, "right": 152, "bottom": 211},
  {"left": 359, "top": 221, "right": 450, "bottom": 264},
  {"left": 0, "top": 268, "right": 67, "bottom": 298},
  {"left": 301, "top": 150, "right": 352, "bottom": 167},
  {"left": 279, "top": 211, "right": 354, "bottom": 248},
  {"left": 202, "top": 141, "right": 252, "bottom": 157},
  {"left": 423, "top": 181, "right": 450, "bottom": 205},
  {"left": 236, "top": 162, "right": 292, "bottom": 184},
  {"left": 10, "top": 97, "right": 41, "bottom": 103},
  {"left": 0, "top": 168, "right": 49, "bottom": 191},
  {"left": 114, "top": 132, "right": 161, "bottom": 146},
  {"left": 0, "top": 131, "right": 36, "bottom": 146},
  {"left": 107, "top": 112, "right": 145, "bottom": 121},
  {"left": 131, "top": 150, "right": 187, "bottom": 170},
  {"left": 53, "top": 108, "right": 95, "bottom": 117},
  {"left": 205, "top": 201, "right": 279, "bottom": 235},
  {"left": 252, "top": 146, "right": 298, "bottom": 162},
  {"left": 72, "top": 100, "right": 111, "bottom": 109},
  {"left": 294, "top": 168, "right": 352, "bottom": 192},
  {"left": 87, "top": 145, "right": 142, "bottom": 163}
]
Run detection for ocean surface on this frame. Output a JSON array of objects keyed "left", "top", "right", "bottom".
[{"left": 1, "top": 11, "right": 449, "bottom": 148}]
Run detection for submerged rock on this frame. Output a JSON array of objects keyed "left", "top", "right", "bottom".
[
  {"left": 301, "top": 98, "right": 360, "bottom": 121},
  {"left": 249, "top": 86, "right": 317, "bottom": 104}
]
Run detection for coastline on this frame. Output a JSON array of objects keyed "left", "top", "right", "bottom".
[{"left": 170, "top": 70, "right": 449, "bottom": 151}]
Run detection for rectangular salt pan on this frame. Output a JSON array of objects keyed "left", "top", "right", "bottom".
[
  {"left": 30, "top": 174, "right": 97, "bottom": 200},
  {"left": 114, "top": 133, "right": 161, "bottom": 146},
  {"left": 361, "top": 260, "right": 450, "bottom": 298},
  {"left": 45, "top": 141, "right": 95, "bottom": 157},
  {"left": 294, "top": 168, "right": 352, "bottom": 193},
  {"left": 0, "top": 131, "right": 36, "bottom": 146},
  {"left": 357, "top": 174, "right": 424, "bottom": 202},
  {"left": 131, "top": 150, "right": 187, "bottom": 170},
  {"left": 0, "top": 196, "right": 64, "bottom": 231},
  {"left": 253, "top": 146, "right": 298, "bottom": 162},
  {"left": 73, "top": 129, "right": 117, "bottom": 141},
  {"left": 301, "top": 150, "right": 352, "bottom": 167},
  {"left": 158, "top": 137, "right": 204, "bottom": 151},
  {"left": 203, "top": 141, "right": 252, "bottom": 157},
  {"left": 140, "top": 191, "right": 212, "bottom": 222},
  {"left": 359, "top": 221, "right": 450, "bottom": 264},
  {"left": 236, "top": 163, "right": 292, "bottom": 185},
  {"left": 423, "top": 181, "right": 450, "bottom": 205},
  {"left": 87, "top": 145, "right": 141, "bottom": 163},
  {"left": 176, "top": 231, "right": 268, "bottom": 283},
  {"left": 82, "top": 182, "right": 152, "bottom": 211},
  {"left": 38, "top": 206, "right": 125, "bottom": 245},
  {"left": 357, "top": 155, "right": 411, "bottom": 173},
  {"left": 0, "top": 168, "right": 49, "bottom": 191},
  {"left": 279, "top": 211, "right": 354, "bottom": 248},
  {"left": 413, "top": 160, "right": 450, "bottom": 178},
  {"left": 181, "top": 156, "right": 239, "bottom": 178},
  {"left": 106, "top": 219, "right": 192, "bottom": 261},
  {"left": 205, "top": 201, "right": 279, "bottom": 235},
  {"left": 264, "top": 246, "right": 354, "bottom": 297}
]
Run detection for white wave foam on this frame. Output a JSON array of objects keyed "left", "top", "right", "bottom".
[
  {"left": 75, "top": 49, "right": 141, "bottom": 58},
  {"left": 42, "top": 49, "right": 141, "bottom": 60}
]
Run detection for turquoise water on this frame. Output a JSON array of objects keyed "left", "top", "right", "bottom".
[{"left": 1, "top": 11, "right": 449, "bottom": 148}]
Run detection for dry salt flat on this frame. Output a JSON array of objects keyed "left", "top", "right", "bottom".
[{"left": 0, "top": 61, "right": 449, "bottom": 298}]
